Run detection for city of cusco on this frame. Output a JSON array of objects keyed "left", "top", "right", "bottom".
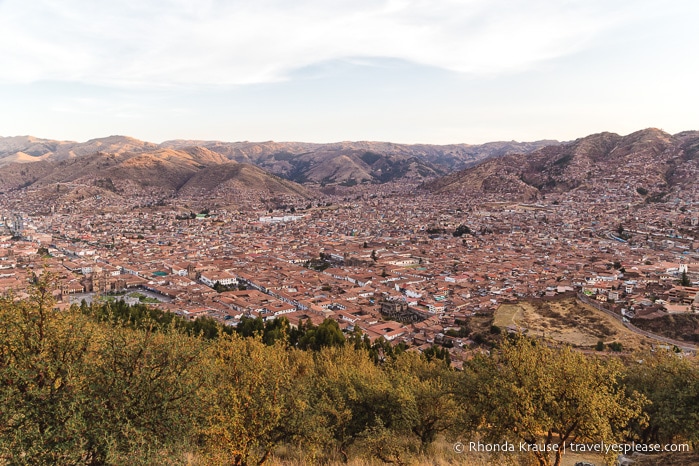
[{"left": 1, "top": 1, "right": 699, "bottom": 465}]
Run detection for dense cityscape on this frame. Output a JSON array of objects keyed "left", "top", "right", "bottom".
[{"left": 2, "top": 169, "right": 697, "bottom": 363}]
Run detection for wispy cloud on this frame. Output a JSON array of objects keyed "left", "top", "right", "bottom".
[
  {"left": 0, "top": 0, "right": 649, "bottom": 88},
  {"left": 51, "top": 97, "right": 149, "bottom": 120}
]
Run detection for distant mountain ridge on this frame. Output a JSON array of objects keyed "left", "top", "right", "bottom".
[
  {"left": 0, "top": 135, "right": 558, "bottom": 186},
  {"left": 0, "top": 146, "right": 314, "bottom": 204},
  {"left": 0, "top": 135, "right": 158, "bottom": 163},
  {"left": 6, "top": 129, "right": 697, "bottom": 205},
  {"left": 159, "top": 139, "right": 558, "bottom": 184},
  {"left": 425, "top": 128, "right": 699, "bottom": 202}
]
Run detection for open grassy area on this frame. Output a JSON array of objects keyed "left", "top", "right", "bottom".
[
  {"left": 494, "top": 297, "right": 657, "bottom": 351},
  {"left": 128, "top": 292, "right": 161, "bottom": 303},
  {"left": 493, "top": 303, "right": 521, "bottom": 329}
]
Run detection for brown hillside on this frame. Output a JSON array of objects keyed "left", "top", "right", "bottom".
[
  {"left": 178, "top": 162, "right": 313, "bottom": 198},
  {"left": 425, "top": 128, "right": 699, "bottom": 202},
  {"left": 0, "top": 147, "right": 314, "bottom": 200}
]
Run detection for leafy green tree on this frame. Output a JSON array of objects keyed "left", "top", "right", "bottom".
[
  {"left": 624, "top": 350, "right": 699, "bottom": 444},
  {"left": 422, "top": 344, "right": 451, "bottom": 366},
  {"left": 79, "top": 321, "right": 208, "bottom": 463},
  {"left": 189, "top": 315, "right": 226, "bottom": 339},
  {"left": 348, "top": 326, "right": 370, "bottom": 351},
  {"left": 0, "top": 275, "right": 97, "bottom": 464},
  {"left": 235, "top": 315, "right": 265, "bottom": 338},
  {"left": 452, "top": 224, "right": 472, "bottom": 237},
  {"left": 298, "top": 318, "right": 345, "bottom": 351},
  {"left": 262, "top": 316, "right": 290, "bottom": 346},
  {"left": 386, "top": 352, "right": 461, "bottom": 453},
  {"left": 608, "top": 342, "right": 623, "bottom": 352},
  {"left": 680, "top": 270, "right": 691, "bottom": 286},
  {"left": 460, "top": 336, "right": 646, "bottom": 466},
  {"left": 368, "top": 337, "right": 407, "bottom": 364},
  {"left": 201, "top": 335, "right": 313, "bottom": 466},
  {"left": 308, "top": 346, "right": 410, "bottom": 462},
  {"left": 86, "top": 299, "right": 229, "bottom": 339}
]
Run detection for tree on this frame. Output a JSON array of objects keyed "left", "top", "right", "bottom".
[
  {"left": 368, "top": 336, "right": 406, "bottom": 364},
  {"left": 235, "top": 316, "right": 265, "bottom": 338},
  {"left": 0, "top": 274, "right": 207, "bottom": 464},
  {"left": 201, "top": 335, "right": 313, "bottom": 465},
  {"left": 680, "top": 270, "right": 691, "bottom": 287},
  {"left": 386, "top": 352, "right": 461, "bottom": 453},
  {"left": 347, "top": 326, "right": 369, "bottom": 350},
  {"left": 298, "top": 319, "right": 345, "bottom": 351},
  {"left": 262, "top": 316, "right": 290, "bottom": 346},
  {"left": 608, "top": 342, "right": 623, "bottom": 352},
  {"left": 615, "top": 225, "right": 632, "bottom": 241},
  {"left": 460, "top": 336, "right": 645, "bottom": 466},
  {"left": 0, "top": 274, "right": 97, "bottom": 464},
  {"left": 79, "top": 321, "right": 207, "bottom": 463},
  {"left": 624, "top": 350, "right": 699, "bottom": 445},
  {"left": 452, "top": 224, "right": 472, "bottom": 237},
  {"left": 422, "top": 345, "right": 451, "bottom": 366},
  {"left": 309, "top": 346, "right": 410, "bottom": 463}
]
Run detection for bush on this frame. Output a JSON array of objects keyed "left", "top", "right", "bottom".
[{"left": 608, "top": 342, "right": 623, "bottom": 352}]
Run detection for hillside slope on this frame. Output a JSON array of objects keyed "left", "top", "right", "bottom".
[
  {"left": 425, "top": 128, "right": 699, "bottom": 202},
  {"left": 0, "top": 147, "right": 314, "bottom": 204}
]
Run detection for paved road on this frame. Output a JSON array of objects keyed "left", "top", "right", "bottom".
[{"left": 577, "top": 293, "right": 698, "bottom": 354}]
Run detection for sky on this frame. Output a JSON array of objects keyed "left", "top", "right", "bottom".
[{"left": 1, "top": 0, "right": 698, "bottom": 144}]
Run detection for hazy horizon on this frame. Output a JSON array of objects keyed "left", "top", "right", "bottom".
[{"left": 0, "top": 126, "right": 690, "bottom": 147}]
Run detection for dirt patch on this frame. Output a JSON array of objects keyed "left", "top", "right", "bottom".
[
  {"left": 493, "top": 304, "right": 520, "bottom": 329},
  {"left": 494, "top": 298, "right": 656, "bottom": 351}
]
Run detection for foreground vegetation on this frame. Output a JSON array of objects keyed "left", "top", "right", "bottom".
[{"left": 1, "top": 276, "right": 698, "bottom": 466}]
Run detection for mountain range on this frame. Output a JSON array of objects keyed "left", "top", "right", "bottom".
[
  {"left": 0, "top": 129, "right": 696, "bottom": 204},
  {"left": 0, "top": 135, "right": 555, "bottom": 193},
  {"left": 159, "top": 139, "right": 557, "bottom": 184},
  {"left": 425, "top": 128, "right": 699, "bottom": 203}
]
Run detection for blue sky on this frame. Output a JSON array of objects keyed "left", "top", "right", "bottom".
[{"left": 1, "top": 0, "right": 698, "bottom": 144}]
